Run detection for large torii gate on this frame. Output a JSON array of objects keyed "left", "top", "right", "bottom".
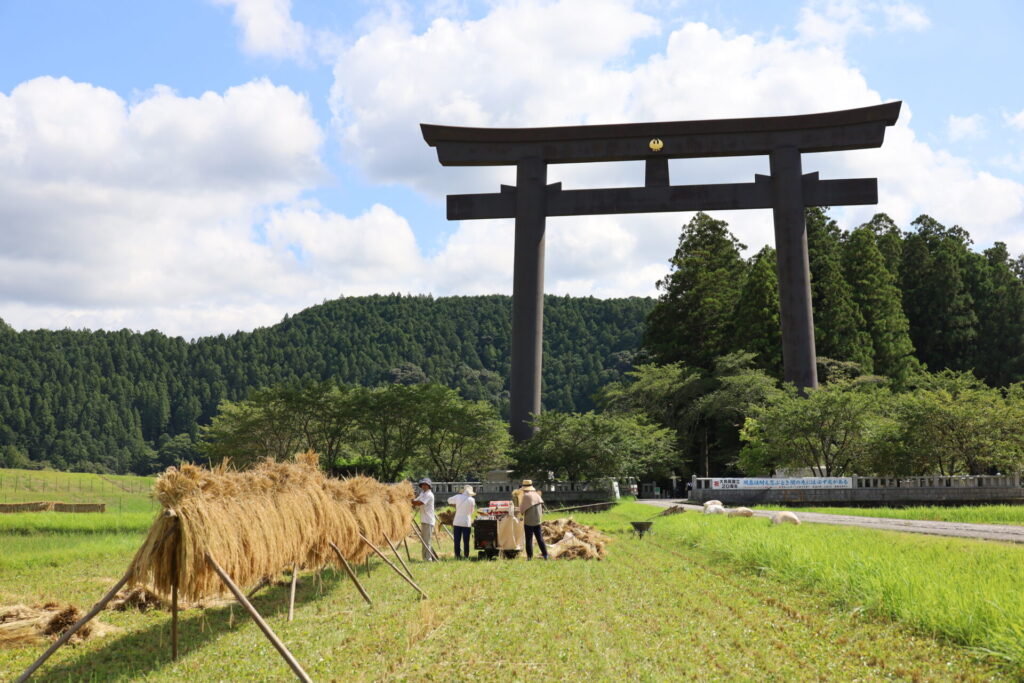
[{"left": 421, "top": 102, "right": 902, "bottom": 441}]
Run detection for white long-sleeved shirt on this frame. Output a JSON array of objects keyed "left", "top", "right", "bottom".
[
  {"left": 415, "top": 489, "right": 436, "bottom": 525},
  {"left": 446, "top": 492, "right": 476, "bottom": 527}
]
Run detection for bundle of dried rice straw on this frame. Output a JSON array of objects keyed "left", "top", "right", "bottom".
[
  {"left": 0, "top": 603, "right": 115, "bottom": 647},
  {"left": 436, "top": 508, "right": 455, "bottom": 525},
  {"left": 541, "top": 518, "right": 611, "bottom": 560},
  {"left": 126, "top": 451, "right": 413, "bottom": 603}
]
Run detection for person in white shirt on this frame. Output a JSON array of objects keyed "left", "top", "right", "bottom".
[
  {"left": 446, "top": 485, "right": 476, "bottom": 559},
  {"left": 411, "top": 478, "right": 436, "bottom": 561}
]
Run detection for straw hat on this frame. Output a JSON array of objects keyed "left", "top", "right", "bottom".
[
  {"left": 520, "top": 479, "right": 536, "bottom": 491},
  {"left": 462, "top": 485, "right": 475, "bottom": 496}
]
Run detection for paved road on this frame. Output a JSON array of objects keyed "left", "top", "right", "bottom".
[{"left": 637, "top": 499, "right": 1024, "bottom": 544}]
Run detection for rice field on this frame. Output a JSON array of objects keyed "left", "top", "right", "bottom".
[
  {"left": 1, "top": 496, "right": 1020, "bottom": 681},
  {"left": 753, "top": 503, "right": 1024, "bottom": 526},
  {"left": 654, "top": 502, "right": 1024, "bottom": 667}
]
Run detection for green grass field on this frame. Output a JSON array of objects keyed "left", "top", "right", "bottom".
[
  {"left": 753, "top": 503, "right": 1024, "bottom": 526},
  {"left": 2, "top": 496, "right": 1021, "bottom": 681}
]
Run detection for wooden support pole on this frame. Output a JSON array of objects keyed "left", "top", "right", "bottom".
[
  {"left": 384, "top": 536, "right": 415, "bottom": 581},
  {"left": 16, "top": 571, "right": 132, "bottom": 683},
  {"left": 205, "top": 553, "right": 311, "bottom": 683},
  {"left": 246, "top": 577, "right": 270, "bottom": 600},
  {"left": 328, "top": 542, "right": 372, "bottom": 605},
  {"left": 170, "top": 519, "right": 180, "bottom": 661},
  {"left": 359, "top": 533, "right": 429, "bottom": 600},
  {"left": 171, "top": 580, "right": 179, "bottom": 661},
  {"left": 364, "top": 555, "right": 371, "bottom": 577},
  {"left": 287, "top": 565, "right": 298, "bottom": 622},
  {"left": 403, "top": 536, "right": 413, "bottom": 563},
  {"left": 441, "top": 523, "right": 455, "bottom": 540},
  {"left": 412, "top": 522, "right": 440, "bottom": 561}
]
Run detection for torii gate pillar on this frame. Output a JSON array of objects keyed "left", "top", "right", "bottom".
[
  {"left": 510, "top": 157, "right": 548, "bottom": 442},
  {"left": 770, "top": 146, "right": 818, "bottom": 391}
]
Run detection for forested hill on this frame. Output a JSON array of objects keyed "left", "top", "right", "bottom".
[{"left": 0, "top": 294, "right": 654, "bottom": 473}]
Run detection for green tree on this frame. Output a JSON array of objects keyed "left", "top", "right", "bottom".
[
  {"left": 808, "top": 208, "right": 873, "bottom": 368},
  {"left": 155, "top": 433, "right": 202, "bottom": 471},
  {"left": 842, "top": 226, "right": 919, "bottom": 382},
  {"left": 645, "top": 213, "right": 747, "bottom": 367},
  {"left": 200, "top": 391, "right": 303, "bottom": 468},
  {"left": 730, "top": 246, "right": 782, "bottom": 376},
  {"left": 739, "top": 382, "right": 888, "bottom": 476},
  {"left": 600, "top": 353, "right": 781, "bottom": 477},
  {"left": 883, "top": 372, "right": 1024, "bottom": 475},
  {"left": 968, "top": 243, "right": 1024, "bottom": 385},
  {"left": 513, "top": 411, "right": 675, "bottom": 483},
  {"left": 0, "top": 444, "right": 31, "bottom": 469},
  {"left": 414, "top": 386, "right": 510, "bottom": 480},
  {"left": 900, "top": 215, "right": 978, "bottom": 372}
]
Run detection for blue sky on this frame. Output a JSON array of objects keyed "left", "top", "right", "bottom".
[{"left": 1, "top": 0, "right": 1022, "bottom": 338}]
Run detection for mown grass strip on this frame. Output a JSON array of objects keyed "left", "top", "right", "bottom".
[
  {"left": 752, "top": 503, "right": 1024, "bottom": 526},
  {"left": 630, "top": 501, "right": 1024, "bottom": 668}
]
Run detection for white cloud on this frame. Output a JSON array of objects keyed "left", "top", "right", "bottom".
[
  {"left": 796, "top": 0, "right": 929, "bottom": 47},
  {"left": 882, "top": 1, "right": 930, "bottom": 32},
  {"left": 1006, "top": 108, "right": 1024, "bottom": 131},
  {"left": 947, "top": 113, "right": 986, "bottom": 142},
  {"left": 213, "top": 0, "right": 310, "bottom": 61},
  {"left": 328, "top": 1, "right": 1023, "bottom": 301},
  {"left": 796, "top": 0, "right": 872, "bottom": 47},
  {"left": 0, "top": 76, "right": 412, "bottom": 338}
]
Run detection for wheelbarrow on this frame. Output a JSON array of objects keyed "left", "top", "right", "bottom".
[{"left": 629, "top": 521, "right": 654, "bottom": 539}]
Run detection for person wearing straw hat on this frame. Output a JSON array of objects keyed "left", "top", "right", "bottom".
[
  {"left": 446, "top": 484, "right": 476, "bottom": 559},
  {"left": 412, "top": 478, "right": 436, "bottom": 561},
  {"left": 518, "top": 480, "right": 548, "bottom": 560}
]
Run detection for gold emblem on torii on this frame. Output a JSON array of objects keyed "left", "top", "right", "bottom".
[{"left": 649, "top": 138, "right": 664, "bottom": 151}]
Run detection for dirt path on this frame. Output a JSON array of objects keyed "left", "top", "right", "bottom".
[{"left": 638, "top": 499, "right": 1024, "bottom": 544}]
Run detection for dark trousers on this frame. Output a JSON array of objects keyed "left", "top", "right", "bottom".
[
  {"left": 453, "top": 525, "right": 471, "bottom": 558},
  {"left": 524, "top": 523, "right": 548, "bottom": 559}
]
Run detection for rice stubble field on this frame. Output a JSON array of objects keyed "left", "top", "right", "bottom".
[{"left": 1, "top": 492, "right": 1019, "bottom": 681}]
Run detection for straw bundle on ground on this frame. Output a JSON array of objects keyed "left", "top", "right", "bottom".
[
  {"left": 126, "top": 451, "right": 414, "bottom": 603},
  {"left": 0, "top": 603, "right": 115, "bottom": 647},
  {"left": 436, "top": 508, "right": 455, "bottom": 525},
  {"left": 541, "top": 518, "right": 611, "bottom": 560},
  {"left": 658, "top": 505, "right": 686, "bottom": 517}
]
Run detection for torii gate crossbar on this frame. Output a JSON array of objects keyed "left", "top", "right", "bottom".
[{"left": 421, "top": 101, "right": 902, "bottom": 441}]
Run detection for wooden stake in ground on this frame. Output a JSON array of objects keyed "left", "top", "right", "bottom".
[
  {"left": 288, "top": 565, "right": 298, "bottom": 622},
  {"left": 403, "top": 536, "right": 412, "bottom": 563},
  {"left": 359, "top": 533, "right": 429, "bottom": 600},
  {"left": 205, "top": 553, "right": 311, "bottom": 683},
  {"left": 441, "top": 523, "right": 455, "bottom": 540},
  {"left": 328, "top": 541, "right": 372, "bottom": 606},
  {"left": 384, "top": 536, "right": 415, "bottom": 581},
  {"left": 15, "top": 571, "right": 132, "bottom": 683}
]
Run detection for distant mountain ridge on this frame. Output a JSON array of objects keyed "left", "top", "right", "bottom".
[{"left": 0, "top": 294, "right": 654, "bottom": 473}]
